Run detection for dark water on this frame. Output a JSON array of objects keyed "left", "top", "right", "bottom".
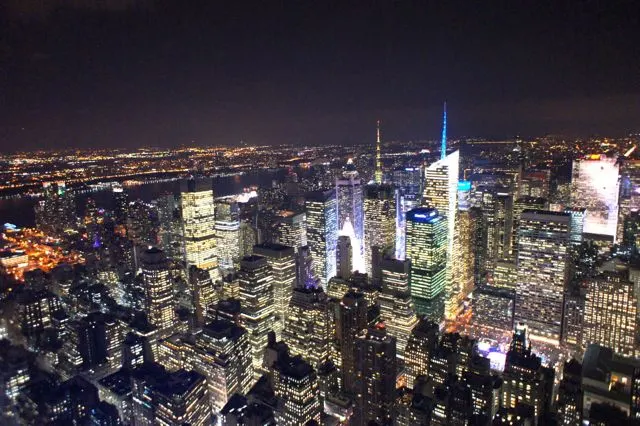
[{"left": 0, "top": 169, "right": 284, "bottom": 228}]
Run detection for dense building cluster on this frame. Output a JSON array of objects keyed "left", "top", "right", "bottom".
[{"left": 2, "top": 113, "right": 640, "bottom": 425}]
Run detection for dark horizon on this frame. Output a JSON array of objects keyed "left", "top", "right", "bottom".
[{"left": 1, "top": 1, "right": 639, "bottom": 151}]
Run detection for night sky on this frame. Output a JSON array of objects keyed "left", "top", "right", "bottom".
[{"left": 1, "top": 0, "right": 639, "bottom": 151}]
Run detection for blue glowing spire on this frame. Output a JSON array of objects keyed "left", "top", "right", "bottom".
[{"left": 440, "top": 102, "right": 447, "bottom": 160}]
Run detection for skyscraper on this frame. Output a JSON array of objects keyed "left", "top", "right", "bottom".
[
  {"left": 274, "top": 211, "right": 307, "bottom": 252},
  {"left": 422, "top": 149, "right": 459, "bottom": 320},
  {"left": 181, "top": 178, "right": 219, "bottom": 281},
  {"left": 363, "top": 184, "right": 396, "bottom": 277},
  {"left": 188, "top": 265, "right": 217, "bottom": 326},
  {"left": 404, "top": 318, "right": 440, "bottom": 389},
  {"left": 336, "top": 291, "right": 368, "bottom": 393},
  {"left": 378, "top": 257, "right": 418, "bottom": 359},
  {"left": 405, "top": 207, "right": 447, "bottom": 320},
  {"left": 354, "top": 326, "right": 397, "bottom": 425},
  {"left": 305, "top": 190, "right": 338, "bottom": 288},
  {"left": 336, "top": 161, "right": 365, "bottom": 272},
  {"left": 584, "top": 271, "right": 637, "bottom": 357},
  {"left": 515, "top": 210, "right": 571, "bottom": 343},
  {"left": 140, "top": 247, "right": 175, "bottom": 332},
  {"left": 214, "top": 199, "right": 241, "bottom": 269},
  {"left": 336, "top": 235, "right": 353, "bottom": 280},
  {"left": 571, "top": 154, "right": 620, "bottom": 240},
  {"left": 237, "top": 255, "right": 275, "bottom": 377},
  {"left": 253, "top": 242, "right": 296, "bottom": 337},
  {"left": 374, "top": 120, "right": 383, "bottom": 184}
]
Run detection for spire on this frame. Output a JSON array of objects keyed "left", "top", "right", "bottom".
[
  {"left": 440, "top": 102, "right": 447, "bottom": 161},
  {"left": 375, "top": 120, "right": 383, "bottom": 184}
]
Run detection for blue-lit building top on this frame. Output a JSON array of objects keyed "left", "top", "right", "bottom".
[{"left": 406, "top": 207, "right": 442, "bottom": 224}]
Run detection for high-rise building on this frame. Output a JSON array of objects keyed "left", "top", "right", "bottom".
[
  {"left": 336, "top": 235, "right": 353, "bottom": 280},
  {"left": 34, "top": 181, "right": 77, "bottom": 237},
  {"left": 571, "top": 154, "right": 620, "bottom": 240},
  {"left": 512, "top": 196, "right": 548, "bottom": 258},
  {"left": 618, "top": 158, "right": 640, "bottom": 241},
  {"left": 451, "top": 200, "right": 476, "bottom": 313},
  {"left": 272, "top": 349, "right": 321, "bottom": 426},
  {"left": 374, "top": 120, "right": 383, "bottom": 184},
  {"left": 155, "top": 193, "right": 182, "bottom": 261},
  {"left": 336, "top": 291, "right": 368, "bottom": 393},
  {"left": 237, "top": 255, "right": 275, "bottom": 377},
  {"left": 556, "top": 359, "right": 583, "bottom": 426},
  {"left": 274, "top": 211, "right": 307, "bottom": 252},
  {"left": 363, "top": 184, "right": 396, "bottom": 277},
  {"left": 214, "top": 200, "right": 241, "bottom": 269},
  {"left": 140, "top": 247, "right": 176, "bottom": 332},
  {"left": 354, "top": 326, "right": 397, "bottom": 425},
  {"left": 378, "top": 257, "right": 418, "bottom": 359},
  {"left": 584, "top": 271, "right": 638, "bottom": 357},
  {"left": 405, "top": 207, "right": 447, "bottom": 321},
  {"left": 189, "top": 265, "right": 217, "bottom": 326},
  {"left": 336, "top": 162, "right": 365, "bottom": 272},
  {"left": 404, "top": 318, "right": 440, "bottom": 389},
  {"left": 515, "top": 210, "right": 570, "bottom": 343},
  {"left": 422, "top": 150, "right": 459, "bottom": 320},
  {"left": 253, "top": 242, "right": 296, "bottom": 337},
  {"left": 181, "top": 178, "right": 219, "bottom": 281},
  {"left": 295, "top": 245, "right": 318, "bottom": 289},
  {"left": 501, "top": 324, "right": 555, "bottom": 421},
  {"left": 305, "top": 190, "right": 338, "bottom": 288},
  {"left": 283, "top": 286, "right": 331, "bottom": 369}
]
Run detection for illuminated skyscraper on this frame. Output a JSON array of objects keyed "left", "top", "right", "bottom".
[
  {"left": 112, "top": 184, "right": 128, "bottom": 227},
  {"left": 405, "top": 207, "right": 447, "bottom": 320},
  {"left": 214, "top": 200, "right": 240, "bottom": 269},
  {"left": 140, "top": 247, "right": 175, "bottom": 332},
  {"left": 336, "top": 235, "right": 353, "bottom": 280},
  {"left": 584, "top": 271, "right": 637, "bottom": 357},
  {"left": 283, "top": 286, "right": 331, "bottom": 369},
  {"left": 253, "top": 242, "right": 296, "bottom": 337},
  {"left": 305, "top": 190, "right": 338, "bottom": 288},
  {"left": 618, "top": 159, "right": 640, "bottom": 241},
  {"left": 515, "top": 210, "right": 570, "bottom": 343},
  {"left": 571, "top": 154, "right": 620, "bottom": 240},
  {"left": 237, "top": 255, "right": 275, "bottom": 377},
  {"left": 364, "top": 184, "right": 396, "bottom": 277},
  {"left": 404, "top": 318, "right": 440, "bottom": 389},
  {"left": 374, "top": 120, "right": 383, "bottom": 184},
  {"left": 336, "top": 291, "right": 368, "bottom": 393},
  {"left": 274, "top": 211, "right": 307, "bottom": 252},
  {"left": 422, "top": 150, "right": 459, "bottom": 320},
  {"left": 34, "top": 181, "right": 77, "bottom": 237},
  {"left": 451, "top": 182, "right": 476, "bottom": 312},
  {"left": 378, "top": 258, "right": 417, "bottom": 359},
  {"left": 188, "top": 265, "right": 217, "bottom": 326},
  {"left": 512, "top": 196, "right": 547, "bottom": 259},
  {"left": 336, "top": 162, "right": 365, "bottom": 272},
  {"left": 354, "top": 326, "right": 397, "bottom": 425},
  {"left": 181, "top": 178, "right": 219, "bottom": 281}
]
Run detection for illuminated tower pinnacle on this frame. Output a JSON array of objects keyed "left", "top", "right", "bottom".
[
  {"left": 375, "top": 120, "right": 383, "bottom": 184},
  {"left": 440, "top": 102, "right": 447, "bottom": 161}
]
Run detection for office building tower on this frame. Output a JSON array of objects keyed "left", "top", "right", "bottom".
[
  {"left": 571, "top": 154, "right": 620, "bottom": 240},
  {"left": 405, "top": 208, "right": 447, "bottom": 320},
  {"left": 214, "top": 200, "right": 241, "bottom": 269},
  {"left": 127, "top": 200, "right": 159, "bottom": 247},
  {"left": 520, "top": 170, "right": 551, "bottom": 199},
  {"left": 272, "top": 349, "right": 321, "bottom": 426},
  {"left": 305, "top": 190, "right": 338, "bottom": 288},
  {"left": 584, "top": 271, "right": 638, "bottom": 357},
  {"left": 515, "top": 210, "right": 570, "bottom": 343},
  {"left": 618, "top": 159, "right": 640, "bottom": 241},
  {"left": 131, "top": 365, "right": 211, "bottom": 426},
  {"left": 374, "top": 120, "right": 383, "bottom": 184},
  {"left": 111, "top": 183, "right": 128, "bottom": 226},
  {"left": 562, "top": 280, "right": 586, "bottom": 351},
  {"left": 405, "top": 318, "right": 440, "bottom": 389},
  {"left": 336, "top": 162, "right": 365, "bottom": 272},
  {"left": 501, "top": 324, "right": 555, "bottom": 421},
  {"left": 295, "top": 245, "right": 318, "bottom": 289},
  {"left": 354, "top": 326, "right": 397, "bottom": 425},
  {"left": 336, "top": 291, "right": 368, "bottom": 393},
  {"left": 378, "top": 258, "right": 418, "bottom": 359},
  {"left": 238, "top": 222, "right": 258, "bottom": 259},
  {"left": 556, "top": 359, "right": 583, "bottom": 426},
  {"left": 336, "top": 235, "right": 353, "bottom": 279},
  {"left": 140, "top": 247, "right": 176, "bottom": 331},
  {"left": 189, "top": 265, "right": 217, "bottom": 326},
  {"left": 623, "top": 210, "right": 640, "bottom": 252},
  {"left": 512, "top": 196, "right": 548, "bottom": 258},
  {"left": 238, "top": 255, "right": 275, "bottom": 377},
  {"left": 155, "top": 193, "right": 181, "bottom": 260},
  {"left": 274, "top": 211, "right": 307, "bottom": 252},
  {"left": 363, "top": 184, "right": 396, "bottom": 277},
  {"left": 422, "top": 149, "right": 459, "bottom": 320},
  {"left": 253, "top": 242, "right": 296, "bottom": 337},
  {"left": 0, "top": 343, "right": 31, "bottom": 402},
  {"left": 451, "top": 205, "right": 476, "bottom": 312},
  {"left": 180, "top": 178, "right": 219, "bottom": 281},
  {"left": 283, "top": 286, "right": 331, "bottom": 369}
]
